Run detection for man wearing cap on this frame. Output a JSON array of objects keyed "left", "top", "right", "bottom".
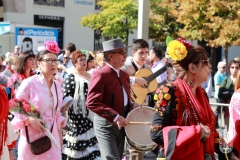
[
  {"left": 12, "top": 46, "right": 20, "bottom": 56},
  {"left": 87, "top": 38, "right": 132, "bottom": 160}
]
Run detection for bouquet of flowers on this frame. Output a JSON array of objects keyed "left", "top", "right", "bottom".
[{"left": 9, "top": 98, "right": 60, "bottom": 148}]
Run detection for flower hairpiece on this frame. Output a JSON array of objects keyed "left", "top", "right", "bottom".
[
  {"left": 44, "top": 41, "right": 60, "bottom": 54},
  {"left": 166, "top": 36, "right": 193, "bottom": 61}
]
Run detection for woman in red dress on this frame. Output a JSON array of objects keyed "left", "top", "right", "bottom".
[{"left": 150, "top": 38, "right": 239, "bottom": 160}]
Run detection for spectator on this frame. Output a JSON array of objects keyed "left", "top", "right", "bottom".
[
  {"left": 218, "top": 60, "right": 240, "bottom": 129},
  {"left": 12, "top": 46, "right": 20, "bottom": 56},
  {"left": 65, "top": 43, "right": 76, "bottom": 69},
  {"left": 214, "top": 61, "right": 227, "bottom": 128},
  {"left": 57, "top": 49, "right": 65, "bottom": 64},
  {"left": 86, "top": 55, "right": 95, "bottom": 71}
]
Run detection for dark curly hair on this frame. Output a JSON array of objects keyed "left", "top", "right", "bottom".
[{"left": 172, "top": 45, "right": 209, "bottom": 79}]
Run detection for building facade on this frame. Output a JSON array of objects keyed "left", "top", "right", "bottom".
[{"left": 2, "top": 0, "right": 111, "bottom": 51}]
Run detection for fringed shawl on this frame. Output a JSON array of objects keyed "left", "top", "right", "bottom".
[
  {"left": 173, "top": 78, "right": 215, "bottom": 155},
  {"left": 72, "top": 74, "right": 94, "bottom": 120}
]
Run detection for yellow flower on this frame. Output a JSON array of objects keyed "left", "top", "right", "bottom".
[{"left": 167, "top": 40, "right": 187, "bottom": 61}]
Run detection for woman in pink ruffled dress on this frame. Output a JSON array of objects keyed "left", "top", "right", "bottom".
[
  {"left": 11, "top": 41, "right": 66, "bottom": 160},
  {"left": 228, "top": 70, "right": 240, "bottom": 158}
]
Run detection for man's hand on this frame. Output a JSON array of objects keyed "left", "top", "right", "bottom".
[
  {"left": 116, "top": 116, "right": 128, "bottom": 130},
  {"left": 131, "top": 102, "right": 139, "bottom": 110},
  {"left": 135, "top": 77, "right": 148, "bottom": 87}
]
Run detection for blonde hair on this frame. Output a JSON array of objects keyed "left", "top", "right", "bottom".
[
  {"left": 94, "top": 52, "right": 104, "bottom": 66},
  {"left": 235, "top": 70, "right": 240, "bottom": 91},
  {"left": 5, "top": 55, "right": 18, "bottom": 65}
]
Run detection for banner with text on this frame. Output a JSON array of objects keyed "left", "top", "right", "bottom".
[{"left": 15, "top": 27, "right": 58, "bottom": 54}]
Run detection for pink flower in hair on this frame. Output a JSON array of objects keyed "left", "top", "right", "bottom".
[
  {"left": 176, "top": 38, "right": 193, "bottom": 51},
  {"left": 44, "top": 41, "right": 60, "bottom": 54}
]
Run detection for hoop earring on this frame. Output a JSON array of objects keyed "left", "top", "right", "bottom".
[{"left": 189, "top": 73, "right": 196, "bottom": 88}]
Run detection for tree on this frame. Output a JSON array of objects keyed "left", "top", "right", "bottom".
[
  {"left": 149, "top": 0, "right": 183, "bottom": 42},
  {"left": 171, "top": 0, "right": 240, "bottom": 63},
  {"left": 80, "top": 0, "right": 138, "bottom": 45}
]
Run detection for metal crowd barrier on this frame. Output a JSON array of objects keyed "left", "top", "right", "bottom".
[{"left": 210, "top": 102, "right": 230, "bottom": 129}]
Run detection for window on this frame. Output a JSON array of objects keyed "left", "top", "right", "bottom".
[
  {"left": 94, "top": 29, "right": 103, "bottom": 51},
  {"left": 95, "top": 0, "right": 101, "bottom": 10},
  {"left": 34, "top": 0, "right": 64, "bottom": 7}
]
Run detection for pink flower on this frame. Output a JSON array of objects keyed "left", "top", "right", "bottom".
[
  {"left": 44, "top": 41, "right": 60, "bottom": 54},
  {"left": 9, "top": 98, "right": 19, "bottom": 109},
  {"left": 177, "top": 38, "right": 193, "bottom": 51},
  {"left": 22, "top": 104, "right": 30, "bottom": 112}
]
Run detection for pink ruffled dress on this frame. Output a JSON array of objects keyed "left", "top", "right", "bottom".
[{"left": 11, "top": 74, "right": 66, "bottom": 160}]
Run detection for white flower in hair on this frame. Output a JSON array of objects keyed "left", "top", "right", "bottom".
[{"left": 37, "top": 46, "right": 45, "bottom": 52}]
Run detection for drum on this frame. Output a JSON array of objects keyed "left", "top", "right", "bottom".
[{"left": 125, "top": 106, "right": 155, "bottom": 151}]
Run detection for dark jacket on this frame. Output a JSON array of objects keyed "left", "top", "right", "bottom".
[{"left": 86, "top": 65, "right": 131, "bottom": 122}]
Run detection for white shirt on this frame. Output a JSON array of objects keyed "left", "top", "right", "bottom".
[
  {"left": 106, "top": 63, "right": 128, "bottom": 121},
  {"left": 151, "top": 60, "right": 167, "bottom": 84}
]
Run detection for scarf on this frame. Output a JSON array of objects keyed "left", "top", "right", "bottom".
[
  {"left": 72, "top": 74, "right": 94, "bottom": 120},
  {"left": 174, "top": 78, "right": 215, "bottom": 155},
  {"left": 0, "top": 86, "right": 9, "bottom": 156}
]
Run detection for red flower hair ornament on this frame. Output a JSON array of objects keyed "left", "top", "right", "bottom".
[
  {"left": 44, "top": 41, "right": 60, "bottom": 54},
  {"left": 176, "top": 38, "right": 193, "bottom": 51}
]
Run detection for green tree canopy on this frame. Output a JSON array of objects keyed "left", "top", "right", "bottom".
[
  {"left": 171, "top": 0, "right": 240, "bottom": 62},
  {"left": 149, "top": 0, "right": 183, "bottom": 41},
  {"left": 80, "top": 0, "right": 138, "bottom": 44}
]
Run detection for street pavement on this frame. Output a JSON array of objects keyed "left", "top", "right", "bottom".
[{"left": 124, "top": 93, "right": 219, "bottom": 160}]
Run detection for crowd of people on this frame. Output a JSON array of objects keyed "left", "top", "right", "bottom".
[{"left": 0, "top": 37, "right": 239, "bottom": 160}]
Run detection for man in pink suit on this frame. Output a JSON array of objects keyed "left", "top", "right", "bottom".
[{"left": 87, "top": 39, "right": 132, "bottom": 160}]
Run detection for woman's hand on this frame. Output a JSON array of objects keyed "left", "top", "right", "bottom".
[
  {"left": 26, "top": 117, "right": 46, "bottom": 132},
  {"left": 200, "top": 124, "right": 210, "bottom": 140}
]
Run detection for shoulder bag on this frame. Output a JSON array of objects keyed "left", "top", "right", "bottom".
[{"left": 25, "top": 82, "right": 58, "bottom": 155}]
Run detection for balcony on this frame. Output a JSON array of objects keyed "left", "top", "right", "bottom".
[{"left": 34, "top": 0, "right": 64, "bottom": 7}]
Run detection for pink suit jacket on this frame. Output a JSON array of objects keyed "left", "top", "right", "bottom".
[{"left": 86, "top": 65, "right": 131, "bottom": 122}]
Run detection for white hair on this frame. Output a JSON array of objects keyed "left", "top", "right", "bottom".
[
  {"left": 5, "top": 52, "right": 11, "bottom": 58},
  {"left": 217, "top": 61, "right": 226, "bottom": 69}
]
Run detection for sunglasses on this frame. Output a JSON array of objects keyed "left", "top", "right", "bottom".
[{"left": 221, "top": 67, "right": 226, "bottom": 69}]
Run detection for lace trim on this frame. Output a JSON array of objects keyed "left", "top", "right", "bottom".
[
  {"left": 64, "top": 128, "right": 96, "bottom": 143},
  {"left": 62, "top": 144, "right": 100, "bottom": 159}
]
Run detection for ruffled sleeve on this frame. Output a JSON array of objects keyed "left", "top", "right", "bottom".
[
  {"left": 11, "top": 78, "right": 30, "bottom": 130},
  {"left": 61, "top": 74, "right": 75, "bottom": 108},
  {"left": 151, "top": 83, "right": 178, "bottom": 144}
]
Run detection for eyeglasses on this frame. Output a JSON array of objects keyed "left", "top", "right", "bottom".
[
  {"left": 76, "top": 58, "right": 87, "bottom": 63},
  {"left": 230, "top": 66, "right": 239, "bottom": 69},
  {"left": 111, "top": 51, "right": 127, "bottom": 55},
  {"left": 200, "top": 59, "right": 209, "bottom": 63},
  {"left": 41, "top": 59, "right": 59, "bottom": 65},
  {"left": 221, "top": 66, "right": 226, "bottom": 69},
  {"left": 63, "top": 57, "right": 70, "bottom": 59}
]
